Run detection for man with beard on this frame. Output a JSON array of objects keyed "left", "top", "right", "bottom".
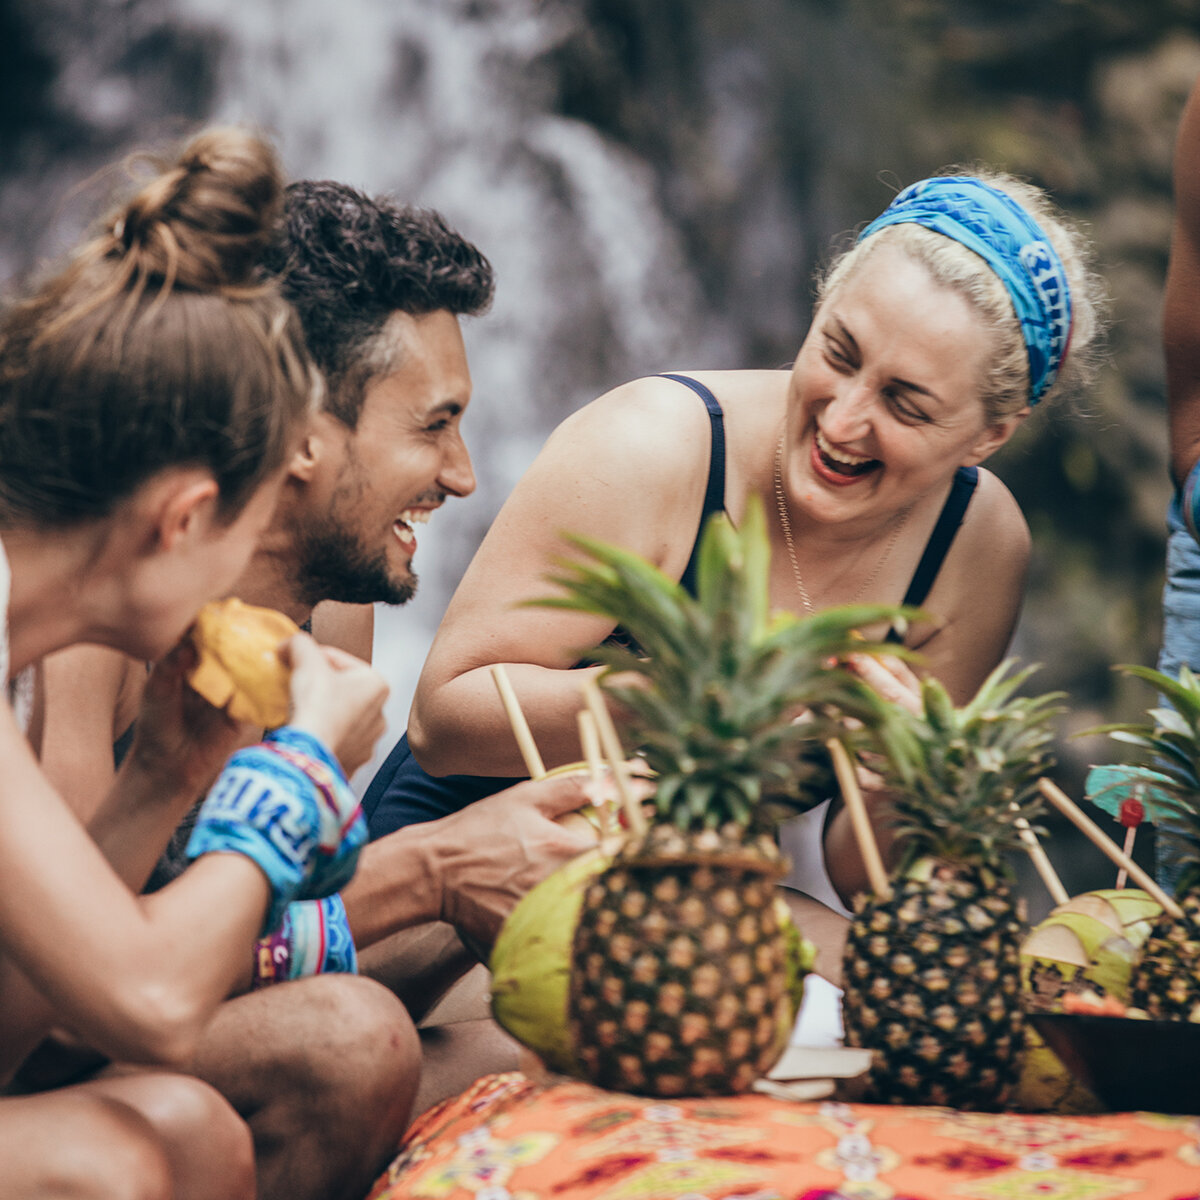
[{"left": 24, "top": 181, "right": 594, "bottom": 1200}]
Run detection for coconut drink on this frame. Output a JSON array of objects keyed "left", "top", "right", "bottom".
[
  {"left": 490, "top": 499, "right": 901, "bottom": 1097},
  {"left": 1017, "top": 889, "right": 1161, "bottom": 1112}
]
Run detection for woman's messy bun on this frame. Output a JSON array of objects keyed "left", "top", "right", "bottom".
[
  {"left": 110, "top": 128, "right": 284, "bottom": 293},
  {"left": 0, "top": 127, "right": 318, "bottom": 527}
]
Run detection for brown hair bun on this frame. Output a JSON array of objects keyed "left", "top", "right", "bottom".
[{"left": 187, "top": 597, "right": 299, "bottom": 728}]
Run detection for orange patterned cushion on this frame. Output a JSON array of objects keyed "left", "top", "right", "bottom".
[{"left": 369, "top": 1072, "right": 1200, "bottom": 1199}]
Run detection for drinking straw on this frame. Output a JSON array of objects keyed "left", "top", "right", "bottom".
[
  {"left": 576, "top": 708, "right": 616, "bottom": 838},
  {"left": 580, "top": 677, "right": 647, "bottom": 836},
  {"left": 490, "top": 664, "right": 546, "bottom": 779},
  {"left": 826, "top": 738, "right": 892, "bottom": 902},
  {"left": 1037, "top": 778, "right": 1183, "bottom": 918},
  {"left": 1010, "top": 804, "right": 1070, "bottom": 906}
]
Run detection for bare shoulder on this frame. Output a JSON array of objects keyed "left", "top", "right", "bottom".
[
  {"left": 909, "top": 469, "right": 1031, "bottom": 701},
  {"left": 311, "top": 601, "right": 374, "bottom": 662},
  {"left": 958, "top": 468, "right": 1031, "bottom": 558}
]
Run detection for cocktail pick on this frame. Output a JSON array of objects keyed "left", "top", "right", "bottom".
[{"left": 1084, "top": 764, "right": 1174, "bottom": 889}]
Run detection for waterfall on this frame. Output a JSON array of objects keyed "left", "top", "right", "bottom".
[{"left": 163, "top": 0, "right": 727, "bottom": 782}]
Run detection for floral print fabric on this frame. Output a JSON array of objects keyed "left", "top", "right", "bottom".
[{"left": 369, "top": 1072, "right": 1200, "bottom": 1200}]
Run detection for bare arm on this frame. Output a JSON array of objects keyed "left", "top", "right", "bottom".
[
  {"left": 37, "top": 646, "right": 144, "bottom": 824},
  {"left": 1166, "top": 80, "right": 1200, "bottom": 487},
  {"left": 341, "top": 772, "right": 594, "bottom": 952},
  {"left": 0, "top": 638, "right": 387, "bottom": 1077},
  {"left": 408, "top": 378, "right": 715, "bottom": 777}
]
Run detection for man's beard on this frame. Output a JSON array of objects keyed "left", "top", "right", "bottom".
[{"left": 295, "top": 509, "right": 417, "bottom": 608}]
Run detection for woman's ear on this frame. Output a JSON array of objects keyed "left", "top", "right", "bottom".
[
  {"left": 963, "top": 407, "right": 1031, "bottom": 467},
  {"left": 155, "top": 474, "right": 221, "bottom": 552}
]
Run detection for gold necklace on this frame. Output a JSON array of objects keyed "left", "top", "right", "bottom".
[{"left": 772, "top": 433, "right": 911, "bottom": 615}]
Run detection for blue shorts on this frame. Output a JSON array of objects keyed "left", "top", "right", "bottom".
[{"left": 1155, "top": 491, "right": 1200, "bottom": 891}]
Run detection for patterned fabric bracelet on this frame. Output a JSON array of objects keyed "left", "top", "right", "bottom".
[
  {"left": 252, "top": 894, "right": 358, "bottom": 989},
  {"left": 263, "top": 727, "right": 358, "bottom": 854}
]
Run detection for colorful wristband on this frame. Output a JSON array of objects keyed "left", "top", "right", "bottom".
[
  {"left": 252, "top": 894, "right": 358, "bottom": 988},
  {"left": 186, "top": 726, "right": 364, "bottom": 934}
]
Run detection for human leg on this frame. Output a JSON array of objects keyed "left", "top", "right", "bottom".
[
  {"left": 191, "top": 973, "right": 419, "bottom": 1200},
  {"left": 357, "top": 920, "right": 478, "bottom": 1022},
  {"left": 81, "top": 1070, "right": 255, "bottom": 1200},
  {"left": 0, "top": 1086, "right": 172, "bottom": 1200},
  {"left": 1156, "top": 495, "right": 1200, "bottom": 889}
]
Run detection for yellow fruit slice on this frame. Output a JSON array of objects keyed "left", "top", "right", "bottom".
[{"left": 186, "top": 598, "right": 298, "bottom": 729}]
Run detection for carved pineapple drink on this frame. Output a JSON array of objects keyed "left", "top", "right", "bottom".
[
  {"left": 841, "top": 663, "right": 1061, "bottom": 1110},
  {"left": 501, "top": 500, "right": 898, "bottom": 1096},
  {"left": 1097, "top": 664, "right": 1200, "bottom": 1020}
]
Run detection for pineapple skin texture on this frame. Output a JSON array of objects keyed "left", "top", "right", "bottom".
[
  {"left": 568, "top": 826, "right": 793, "bottom": 1098},
  {"left": 842, "top": 860, "right": 1024, "bottom": 1111},
  {"left": 1130, "top": 891, "right": 1200, "bottom": 1021}
]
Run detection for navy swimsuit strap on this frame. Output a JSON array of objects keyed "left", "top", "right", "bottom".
[
  {"left": 901, "top": 465, "right": 979, "bottom": 607},
  {"left": 657, "top": 373, "right": 727, "bottom": 595}
]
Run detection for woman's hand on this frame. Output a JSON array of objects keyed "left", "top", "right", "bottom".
[
  {"left": 127, "top": 640, "right": 257, "bottom": 800},
  {"left": 846, "top": 650, "right": 924, "bottom": 715},
  {"left": 285, "top": 635, "right": 388, "bottom": 777}
]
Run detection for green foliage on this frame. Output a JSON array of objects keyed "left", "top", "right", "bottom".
[
  {"left": 1088, "top": 664, "right": 1200, "bottom": 892},
  {"left": 873, "top": 660, "right": 1063, "bottom": 874},
  {"left": 530, "top": 497, "right": 915, "bottom": 832}
]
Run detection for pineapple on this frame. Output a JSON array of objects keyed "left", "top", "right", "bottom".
[
  {"left": 841, "top": 662, "right": 1062, "bottom": 1110},
  {"left": 1093, "top": 664, "right": 1200, "bottom": 1021},
  {"left": 507, "top": 497, "right": 905, "bottom": 1097}
]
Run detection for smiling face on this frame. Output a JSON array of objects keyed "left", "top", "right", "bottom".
[
  {"left": 783, "top": 241, "right": 1025, "bottom": 528},
  {"left": 293, "top": 308, "right": 475, "bottom": 607}
]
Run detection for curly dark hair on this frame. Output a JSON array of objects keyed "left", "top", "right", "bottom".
[{"left": 262, "top": 180, "right": 495, "bottom": 427}]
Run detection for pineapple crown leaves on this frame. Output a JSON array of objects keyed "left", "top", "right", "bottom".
[
  {"left": 869, "top": 659, "right": 1063, "bottom": 874},
  {"left": 1082, "top": 663, "right": 1200, "bottom": 886},
  {"left": 528, "top": 497, "right": 917, "bottom": 832}
]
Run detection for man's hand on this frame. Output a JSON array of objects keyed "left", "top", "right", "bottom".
[{"left": 431, "top": 773, "right": 596, "bottom": 954}]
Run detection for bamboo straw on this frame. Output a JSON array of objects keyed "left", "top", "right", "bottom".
[
  {"left": 490, "top": 664, "right": 546, "bottom": 779},
  {"left": 826, "top": 738, "right": 892, "bottom": 901},
  {"left": 1010, "top": 804, "right": 1070, "bottom": 906},
  {"left": 576, "top": 708, "right": 616, "bottom": 838},
  {"left": 1037, "top": 778, "right": 1183, "bottom": 918},
  {"left": 580, "top": 677, "right": 647, "bottom": 836}
]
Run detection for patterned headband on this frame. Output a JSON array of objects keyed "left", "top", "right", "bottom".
[{"left": 857, "top": 176, "right": 1073, "bottom": 404}]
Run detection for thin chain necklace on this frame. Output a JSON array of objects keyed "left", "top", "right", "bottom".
[{"left": 772, "top": 432, "right": 911, "bottom": 615}]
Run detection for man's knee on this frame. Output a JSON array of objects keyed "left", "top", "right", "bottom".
[{"left": 198, "top": 973, "right": 420, "bottom": 1116}]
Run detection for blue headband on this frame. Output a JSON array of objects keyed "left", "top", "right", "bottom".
[{"left": 857, "top": 176, "right": 1073, "bottom": 404}]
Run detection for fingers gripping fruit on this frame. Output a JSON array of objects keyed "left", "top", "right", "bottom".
[{"left": 187, "top": 598, "right": 299, "bottom": 728}]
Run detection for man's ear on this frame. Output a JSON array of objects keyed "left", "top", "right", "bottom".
[
  {"left": 963, "top": 407, "right": 1031, "bottom": 467},
  {"left": 155, "top": 475, "right": 221, "bottom": 552},
  {"left": 289, "top": 411, "right": 340, "bottom": 483}
]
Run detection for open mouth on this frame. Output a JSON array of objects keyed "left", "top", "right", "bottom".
[
  {"left": 815, "top": 428, "right": 879, "bottom": 478},
  {"left": 394, "top": 507, "right": 432, "bottom": 551}
]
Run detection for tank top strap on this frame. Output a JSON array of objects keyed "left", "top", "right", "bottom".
[
  {"left": 657, "top": 374, "right": 727, "bottom": 597},
  {"left": 898, "top": 464, "right": 980, "bottom": 611}
]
